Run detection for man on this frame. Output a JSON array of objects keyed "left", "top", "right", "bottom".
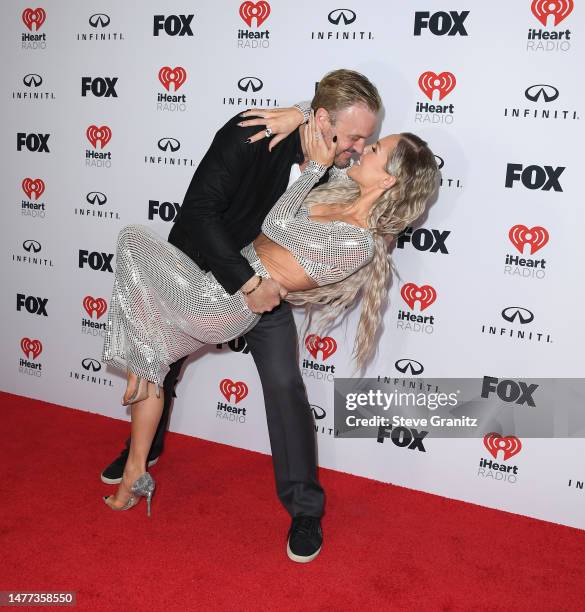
[{"left": 101, "top": 69, "right": 381, "bottom": 562}]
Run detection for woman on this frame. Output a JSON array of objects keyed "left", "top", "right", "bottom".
[{"left": 101, "top": 113, "right": 438, "bottom": 513}]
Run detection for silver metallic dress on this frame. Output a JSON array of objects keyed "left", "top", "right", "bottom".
[{"left": 102, "top": 161, "right": 374, "bottom": 386}]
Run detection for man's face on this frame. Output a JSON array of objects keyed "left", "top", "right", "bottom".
[{"left": 317, "top": 104, "right": 379, "bottom": 167}]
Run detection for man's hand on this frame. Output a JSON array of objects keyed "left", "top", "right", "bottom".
[
  {"left": 241, "top": 276, "right": 287, "bottom": 313},
  {"left": 238, "top": 106, "right": 305, "bottom": 151}
]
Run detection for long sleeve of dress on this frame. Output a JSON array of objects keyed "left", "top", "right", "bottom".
[
  {"left": 261, "top": 162, "right": 375, "bottom": 286},
  {"left": 293, "top": 100, "right": 311, "bottom": 123}
]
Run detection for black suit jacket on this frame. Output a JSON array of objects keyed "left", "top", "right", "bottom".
[{"left": 168, "top": 114, "right": 307, "bottom": 295}]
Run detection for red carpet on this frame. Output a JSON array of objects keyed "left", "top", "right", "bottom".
[{"left": 1, "top": 391, "right": 585, "bottom": 611}]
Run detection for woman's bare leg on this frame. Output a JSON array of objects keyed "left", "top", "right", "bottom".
[
  {"left": 122, "top": 370, "right": 147, "bottom": 405},
  {"left": 106, "top": 379, "right": 164, "bottom": 508}
]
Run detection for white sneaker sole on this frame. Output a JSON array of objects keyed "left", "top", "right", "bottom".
[
  {"left": 100, "top": 456, "right": 159, "bottom": 485},
  {"left": 287, "top": 540, "right": 322, "bottom": 563}
]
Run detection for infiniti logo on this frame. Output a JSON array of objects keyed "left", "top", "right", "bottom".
[
  {"left": 328, "top": 8, "right": 357, "bottom": 25},
  {"left": 89, "top": 13, "right": 110, "bottom": 28},
  {"left": 238, "top": 77, "right": 263, "bottom": 93},
  {"left": 501, "top": 307, "right": 534, "bottom": 325},
  {"left": 525, "top": 84, "right": 559, "bottom": 103},
  {"left": 23, "top": 73, "right": 42, "bottom": 87},
  {"left": 23, "top": 240, "right": 41, "bottom": 253},
  {"left": 158, "top": 137, "right": 180, "bottom": 152},
  {"left": 86, "top": 191, "right": 107, "bottom": 205},
  {"left": 434, "top": 154, "right": 444, "bottom": 169},
  {"left": 394, "top": 359, "right": 424, "bottom": 375},
  {"left": 81, "top": 358, "right": 102, "bottom": 372},
  {"left": 311, "top": 404, "right": 326, "bottom": 420}
]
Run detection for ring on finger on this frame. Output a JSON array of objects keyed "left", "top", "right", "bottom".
[{"left": 265, "top": 127, "right": 273, "bottom": 138}]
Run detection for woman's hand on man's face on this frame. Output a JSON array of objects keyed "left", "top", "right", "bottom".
[{"left": 305, "top": 111, "right": 336, "bottom": 168}]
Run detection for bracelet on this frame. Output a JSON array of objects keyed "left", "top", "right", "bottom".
[
  {"left": 241, "top": 274, "right": 263, "bottom": 296},
  {"left": 306, "top": 160, "right": 328, "bottom": 177}
]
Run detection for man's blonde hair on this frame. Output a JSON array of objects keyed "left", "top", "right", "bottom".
[{"left": 311, "top": 69, "right": 382, "bottom": 119}]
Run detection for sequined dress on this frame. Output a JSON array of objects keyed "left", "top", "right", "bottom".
[{"left": 102, "top": 161, "right": 374, "bottom": 386}]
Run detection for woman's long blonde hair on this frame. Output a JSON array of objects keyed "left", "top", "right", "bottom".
[{"left": 286, "top": 132, "right": 439, "bottom": 370}]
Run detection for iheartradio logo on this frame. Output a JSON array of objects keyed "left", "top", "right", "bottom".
[
  {"left": 483, "top": 432, "right": 522, "bottom": 461},
  {"left": 219, "top": 378, "right": 248, "bottom": 404},
  {"left": 509, "top": 225, "right": 549, "bottom": 255},
  {"left": 22, "top": 178, "right": 45, "bottom": 200},
  {"left": 240, "top": 1, "right": 271, "bottom": 27},
  {"left": 158, "top": 66, "right": 187, "bottom": 92},
  {"left": 400, "top": 283, "right": 437, "bottom": 311},
  {"left": 83, "top": 296, "right": 108, "bottom": 319},
  {"left": 22, "top": 8, "right": 46, "bottom": 31},
  {"left": 531, "top": 0, "right": 573, "bottom": 26},
  {"left": 86, "top": 125, "right": 112, "bottom": 149},
  {"left": 418, "top": 71, "right": 456, "bottom": 101},
  {"left": 305, "top": 334, "right": 337, "bottom": 360},
  {"left": 21, "top": 337, "right": 42, "bottom": 359}
]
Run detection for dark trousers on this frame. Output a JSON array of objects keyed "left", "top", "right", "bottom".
[{"left": 127, "top": 301, "right": 325, "bottom": 518}]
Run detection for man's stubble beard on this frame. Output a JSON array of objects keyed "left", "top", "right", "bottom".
[{"left": 333, "top": 152, "right": 353, "bottom": 169}]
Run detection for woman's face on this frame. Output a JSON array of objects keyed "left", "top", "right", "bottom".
[{"left": 347, "top": 134, "right": 400, "bottom": 189}]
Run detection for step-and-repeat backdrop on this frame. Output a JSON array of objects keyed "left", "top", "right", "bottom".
[{"left": 2, "top": 0, "right": 584, "bottom": 529}]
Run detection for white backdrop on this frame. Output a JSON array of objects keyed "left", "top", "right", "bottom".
[{"left": 2, "top": 0, "right": 585, "bottom": 529}]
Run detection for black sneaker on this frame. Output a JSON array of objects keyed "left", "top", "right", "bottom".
[
  {"left": 287, "top": 516, "right": 323, "bottom": 563},
  {"left": 100, "top": 448, "right": 159, "bottom": 484}
]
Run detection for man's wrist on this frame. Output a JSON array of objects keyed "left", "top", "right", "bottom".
[
  {"left": 239, "top": 273, "right": 257, "bottom": 293},
  {"left": 240, "top": 274, "right": 263, "bottom": 295}
]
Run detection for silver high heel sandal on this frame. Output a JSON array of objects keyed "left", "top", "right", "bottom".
[{"left": 103, "top": 472, "right": 156, "bottom": 516}]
